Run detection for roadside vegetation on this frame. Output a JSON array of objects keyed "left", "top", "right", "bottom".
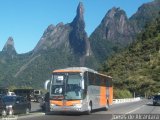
[{"left": 100, "top": 14, "right": 160, "bottom": 98}]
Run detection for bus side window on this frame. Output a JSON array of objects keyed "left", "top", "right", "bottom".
[
  {"left": 88, "top": 72, "right": 95, "bottom": 85},
  {"left": 110, "top": 78, "right": 113, "bottom": 87},
  {"left": 88, "top": 72, "right": 91, "bottom": 85},
  {"left": 84, "top": 72, "right": 88, "bottom": 87},
  {"left": 96, "top": 74, "right": 100, "bottom": 86},
  {"left": 83, "top": 72, "right": 88, "bottom": 98},
  {"left": 101, "top": 76, "right": 105, "bottom": 86},
  {"left": 106, "top": 78, "right": 109, "bottom": 87}
]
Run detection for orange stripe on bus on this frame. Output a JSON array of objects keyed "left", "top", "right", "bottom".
[
  {"left": 109, "top": 87, "right": 113, "bottom": 105},
  {"left": 50, "top": 100, "right": 63, "bottom": 106},
  {"left": 100, "top": 86, "right": 107, "bottom": 106},
  {"left": 66, "top": 100, "right": 81, "bottom": 106},
  {"left": 50, "top": 100, "right": 81, "bottom": 106}
]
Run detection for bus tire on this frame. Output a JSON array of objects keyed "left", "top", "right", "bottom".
[
  {"left": 86, "top": 102, "right": 92, "bottom": 115},
  {"left": 25, "top": 108, "right": 30, "bottom": 114}
]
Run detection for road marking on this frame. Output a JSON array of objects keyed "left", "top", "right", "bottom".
[
  {"left": 125, "top": 105, "right": 145, "bottom": 114},
  {"left": 18, "top": 112, "right": 45, "bottom": 119}
]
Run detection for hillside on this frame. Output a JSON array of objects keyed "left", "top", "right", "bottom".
[
  {"left": 0, "top": 1, "right": 160, "bottom": 89},
  {"left": 89, "top": 0, "right": 160, "bottom": 63},
  {"left": 0, "top": 2, "right": 97, "bottom": 88},
  {"left": 100, "top": 15, "right": 160, "bottom": 98}
]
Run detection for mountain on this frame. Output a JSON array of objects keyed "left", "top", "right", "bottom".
[
  {"left": 1, "top": 37, "right": 17, "bottom": 56},
  {"left": 0, "top": 1, "right": 159, "bottom": 89},
  {"left": 69, "top": 2, "right": 89, "bottom": 56},
  {"left": 130, "top": 0, "right": 160, "bottom": 33},
  {"left": 0, "top": 36, "right": 31, "bottom": 87},
  {"left": 0, "top": 2, "right": 97, "bottom": 88},
  {"left": 89, "top": 0, "right": 160, "bottom": 62},
  {"left": 100, "top": 14, "right": 160, "bottom": 98},
  {"left": 0, "top": 37, "right": 17, "bottom": 72},
  {"left": 89, "top": 7, "right": 134, "bottom": 62},
  {"left": 34, "top": 3, "right": 90, "bottom": 56}
]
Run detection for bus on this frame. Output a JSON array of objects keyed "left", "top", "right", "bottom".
[{"left": 45, "top": 67, "right": 113, "bottom": 114}]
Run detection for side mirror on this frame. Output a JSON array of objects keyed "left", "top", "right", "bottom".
[
  {"left": 44, "top": 80, "right": 50, "bottom": 90},
  {"left": 81, "top": 80, "right": 84, "bottom": 89}
]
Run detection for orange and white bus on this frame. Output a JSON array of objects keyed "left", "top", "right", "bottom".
[{"left": 46, "top": 67, "right": 113, "bottom": 114}]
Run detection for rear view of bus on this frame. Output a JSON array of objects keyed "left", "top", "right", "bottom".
[{"left": 47, "top": 67, "right": 113, "bottom": 114}]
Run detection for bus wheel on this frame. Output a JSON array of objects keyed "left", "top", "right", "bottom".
[
  {"left": 25, "top": 108, "right": 30, "bottom": 114},
  {"left": 86, "top": 102, "right": 92, "bottom": 115}
]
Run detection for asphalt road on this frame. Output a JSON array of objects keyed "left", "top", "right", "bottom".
[{"left": 3, "top": 99, "right": 160, "bottom": 120}]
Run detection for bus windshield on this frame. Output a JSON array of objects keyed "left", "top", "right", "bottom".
[{"left": 51, "top": 73, "right": 83, "bottom": 100}]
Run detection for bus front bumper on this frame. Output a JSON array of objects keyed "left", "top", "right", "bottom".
[{"left": 50, "top": 104, "right": 86, "bottom": 112}]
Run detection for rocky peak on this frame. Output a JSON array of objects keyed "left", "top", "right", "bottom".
[
  {"left": 154, "top": 0, "right": 160, "bottom": 4},
  {"left": 43, "top": 24, "right": 55, "bottom": 35},
  {"left": 76, "top": 2, "right": 84, "bottom": 21},
  {"left": 33, "top": 2, "right": 91, "bottom": 67},
  {"left": 130, "top": 0, "right": 160, "bottom": 33},
  {"left": 69, "top": 2, "right": 90, "bottom": 57},
  {"left": 98, "top": 7, "right": 134, "bottom": 44},
  {"left": 89, "top": 7, "right": 135, "bottom": 62},
  {"left": 71, "top": 2, "right": 85, "bottom": 27},
  {"left": 33, "top": 22, "right": 70, "bottom": 53},
  {"left": 33, "top": 3, "right": 87, "bottom": 55},
  {"left": 107, "top": 7, "right": 118, "bottom": 18},
  {"left": 5, "top": 37, "right": 14, "bottom": 45},
  {"left": 102, "top": 7, "right": 127, "bottom": 27},
  {"left": 2, "top": 37, "right": 17, "bottom": 55}
]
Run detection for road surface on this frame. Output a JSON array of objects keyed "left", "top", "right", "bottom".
[
  {"left": 15, "top": 99, "right": 160, "bottom": 120},
  {"left": 0, "top": 99, "right": 160, "bottom": 120}
]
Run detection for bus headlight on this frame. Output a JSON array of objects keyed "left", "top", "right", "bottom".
[
  {"left": 50, "top": 104, "right": 56, "bottom": 108},
  {"left": 74, "top": 104, "right": 82, "bottom": 108}
]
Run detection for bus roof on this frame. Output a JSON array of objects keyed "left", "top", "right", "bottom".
[
  {"left": 97, "top": 73, "right": 112, "bottom": 79},
  {"left": 53, "top": 67, "right": 112, "bottom": 78},
  {"left": 53, "top": 67, "right": 98, "bottom": 73}
]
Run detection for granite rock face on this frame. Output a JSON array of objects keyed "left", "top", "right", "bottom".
[
  {"left": 0, "top": 1, "right": 160, "bottom": 88},
  {"left": 89, "top": 0, "right": 160, "bottom": 62},
  {"left": 34, "top": 23, "right": 71, "bottom": 53},
  {"left": 2, "top": 37, "right": 17, "bottom": 55},
  {"left": 34, "top": 2, "right": 91, "bottom": 58},
  {"left": 69, "top": 2, "right": 89, "bottom": 56},
  {"left": 130, "top": 0, "right": 160, "bottom": 33}
]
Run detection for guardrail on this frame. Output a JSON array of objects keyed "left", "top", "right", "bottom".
[{"left": 113, "top": 97, "right": 141, "bottom": 104}]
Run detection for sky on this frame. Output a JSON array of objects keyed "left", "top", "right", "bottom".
[{"left": 0, "top": 0, "right": 153, "bottom": 54}]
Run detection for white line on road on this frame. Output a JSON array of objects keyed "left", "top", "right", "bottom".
[
  {"left": 18, "top": 112, "right": 45, "bottom": 119},
  {"left": 125, "top": 105, "right": 145, "bottom": 114},
  {"left": 125, "top": 101, "right": 152, "bottom": 114}
]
